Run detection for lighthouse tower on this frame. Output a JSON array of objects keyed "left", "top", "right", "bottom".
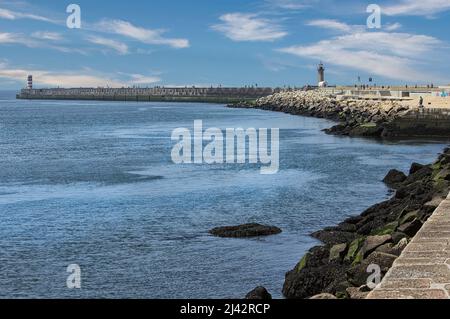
[
  {"left": 317, "top": 63, "right": 327, "bottom": 87},
  {"left": 27, "top": 75, "right": 33, "bottom": 90}
]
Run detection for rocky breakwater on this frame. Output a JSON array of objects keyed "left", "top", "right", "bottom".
[
  {"left": 282, "top": 148, "right": 450, "bottom": 299},
  {"left": 230, "top": 90, "right": 410, "bottom": 138}
]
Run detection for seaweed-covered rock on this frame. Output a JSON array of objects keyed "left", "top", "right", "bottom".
[{"left": 346, "top": 252, "right": 397, "bottom": 287}]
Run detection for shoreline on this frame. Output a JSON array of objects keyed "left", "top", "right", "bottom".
[
  {"left": 229, "top": 92, "right": 450, "bottom": 299},
  {"left": 229, "top": 90, "right": 450, "bottom": 139}
]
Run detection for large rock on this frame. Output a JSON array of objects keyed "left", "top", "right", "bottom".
[
  {"left": 329, "top": 243, "right": 348, "bottom": 261},
  {"left": 245, "top": 287, "right": 272, "bottom": 300},
  {"left": 375, "top": 238, "right": 408, "bottom": 256},
  {"left": 397, "top": 219, "right": 423, "bottom": 237},
  {"left": 346, "top": 286, "right": 370, "bottom": 299},
  {"left": 409, "top": 163, "right": 425, "bottom": 175},
  {"left": 383, "top": 169, "right": 407, "bottom": 187},
  {"left": 310, "top": 293, "right": 337, "bottom": 299},
  {"left": 346, "top": 252, "right": 397, "bottom": 287},
  {"left": 311, "top": 230, "right": 357, "bottom": 245},
  {"left": 209, "top": 223, "right": 282, "bottom": 238},
  {"left": 361, "top": 235, "right": 392, "bottom": 258},
  {"left": 283, "top": 263, "right": 347, "bottom": 299}
]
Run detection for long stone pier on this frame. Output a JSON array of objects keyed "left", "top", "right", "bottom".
[
  {"left": 367, "top": 195, "right": 450, "bottom": 299},
  {"left": 16, "top": 87, "right": 283, "bottom": 103}
]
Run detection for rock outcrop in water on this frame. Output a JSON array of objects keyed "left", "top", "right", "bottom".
[
  {"left": 281, "top": 148, "right": 450, "bottom": 299},
  {"left": 245, "top": 286, "right": 273, "bottom": 300},
  {"left": 209, "top": 223, "right": 282, "bottom": 238},
  {"left": 229, "top": 90, "right": 411, "bottom": 138}
]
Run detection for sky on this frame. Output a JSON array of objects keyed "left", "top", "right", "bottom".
[{"left": 0, "top": 0, "right": 449, "bottom": 89}]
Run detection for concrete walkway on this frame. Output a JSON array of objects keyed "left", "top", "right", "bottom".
[{"left": 367, "top": 195, "right": 450, "bottom": 299}]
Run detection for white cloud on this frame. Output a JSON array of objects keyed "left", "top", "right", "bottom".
[
  {"left": 306, "top": 19, "right": 354, "bottom": 32},
  {"left": 31, "top": 31, "right": 62, "bottom": 41},
  {"left": 0, "top": 7, "right": 54, "bottom": 23},
  {"left": 0, "top": 64, "right": 161, "bottom": 88},
  {"left": 278, "top": 31, "right": 444, "bottom": 81},
  {"left": 87, "top": 36, "right": 129, "bottom": 55},
  {"left": 267, "top": 0, "right": 315, "bottom": 10},
  {"left": 212, "top": 13, "right": 287, "bottom": 42},
  {"left": 383, "top": 0, "right": 450, "bottom": 16},
  {"left": 384, "top": 23, "right": 402, "bottom": 31},
  {"left": 96, "top": 19, "right": 189, "bottom": 49},
  {"left": 127, "top": 73, "right": 161, "bottom": 85},
  {"left": 0, "top": 31, "right": 37, "bottom": 47},
  {"left": 0, "top": 31, "right": 87, "bottom": 55}
]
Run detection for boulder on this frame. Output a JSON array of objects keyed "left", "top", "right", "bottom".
[
  {"left": 397, "top": 219, "right": 423, "bottom": 237},
  {"left": 310, "top": 293, "right": 337, "bottom": 299},
  {"left": 245, "top": 286, "right": 272, "bottom": 300},
  {"left": 346, "top": 252, "right": 397, "bottom": 287},
  {"left": 375, "top": 238, "right": 408, "bottom": 256},
  {"left": 361, "top": 235, "right": 392, "bottom": 258},
  {"left": 283, "top": 263, "right": 347, "bottom": 299},
  {"left": 346, "top": 286, "right": 370, "bottom": 299},
  {"left": 409, "top": 163, "right": 425, "bottom": 175},
  {"left": 391, "top": 231, "right": 408, "bottom": 244},
  {"left": 311, "top": 230, "right": 357, "bottom": 245},
  {"left": 329, "top": 243, "right": 348, "bottom": 261},
  {"left": 209, "top": 223, "right": 282, "bottom": 238},
  {"left": 383, "top": 169, "right": 407, "bottom": 187},
  {"left": 392, "top": 238, "right": 409, "bottom": 255}
]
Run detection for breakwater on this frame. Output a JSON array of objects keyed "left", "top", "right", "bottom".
[
  {"left": 282, "top": 149, "right": 450, "bottom": 299},
  {"left": 367, "top": 193, "right": 450, "bottom": 299},
  {"left": 16, "top": 87, "right": 281, "bottom": 104},
  {"left": 230, "top": 90, "right": 450, "bottom": 138},
  {"left": 229, "top": 89, "right": 450, "bottom": 299}
]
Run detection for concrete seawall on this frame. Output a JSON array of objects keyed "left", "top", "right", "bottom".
[
  {"left": 387, "top": 108, "right": 450, "bottom": 138},
  {"left": 16, "top": 87, "right": 283, "bottom": 104}
]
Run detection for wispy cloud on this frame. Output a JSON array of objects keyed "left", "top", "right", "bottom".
[
  {"left": 384, "top": 23, "right": 402, "bottom": 31},
  {"left": 31, "top": 31, "right": 62, "bottom": 41},
  {"left": 383, "top": 0, "right": 450, "bottom": 16},
  {"left": 0, "top": 63, "right": 161, "bottom": 88},
  {"left": 306, "top": 19, "right": 354, "bottom": 32},
  {"left": 0, "top": 31, "right": 37, "bottom": 47},
  {"left": 96, "top": 19, "right": 189, "bottom": 49},
  {"left": 86, "top": 35, "right": 129, "bottom": 55},
  {"left": 0, "top": 7, "right": 55, "bottom": 23},
  {"left": 278, "top": 22, "right": 445, "bottom": 82},
  {"left": 0, "top": 31, "right": 87, "bottom": 55},
  {"left": 266, "top": 0, "right": 315, "bottom": 10},
  {"left": 212, "top": 13, "right": 287, "bottom": 42}
]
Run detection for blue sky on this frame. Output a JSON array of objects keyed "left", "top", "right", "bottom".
[{"left": 0, "top": 0, "right": 449, "bottom": 89}]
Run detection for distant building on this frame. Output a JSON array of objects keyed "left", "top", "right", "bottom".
[{"left": 27, "top": 75, "right": 33, "bottom": 90}]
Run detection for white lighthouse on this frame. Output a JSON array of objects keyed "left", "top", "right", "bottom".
[
  {"left": 317, "top": 63, "right": 327, "bottom": 87},
  {"left": 27, "top": 75, "right": 33, "bottom": 90}
]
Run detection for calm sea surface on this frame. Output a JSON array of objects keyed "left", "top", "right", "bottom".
[{"left": 0, "top": 90, "right": 447, "bottom": 298}]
